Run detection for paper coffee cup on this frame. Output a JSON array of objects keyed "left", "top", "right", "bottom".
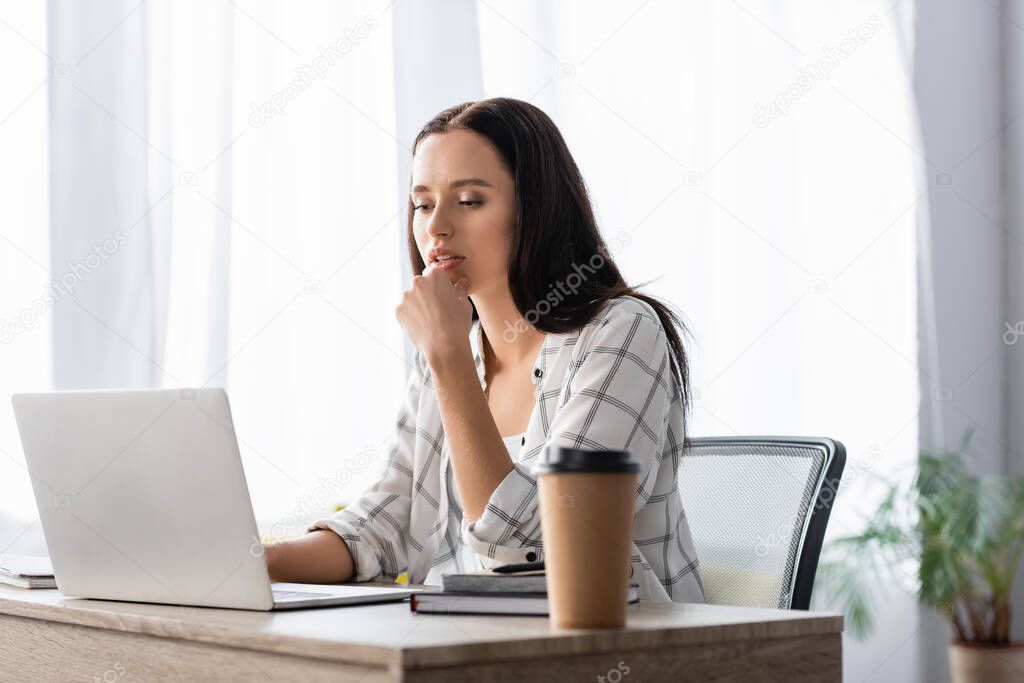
[{"left": 532, "top": 446, "right": 639, "bottom": 629}]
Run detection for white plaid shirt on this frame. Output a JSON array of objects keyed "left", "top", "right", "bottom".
[{"left": 309, "top": 295, "right": 705, "bottom": 603}]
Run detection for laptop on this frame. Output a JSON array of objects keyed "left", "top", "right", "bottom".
[{"left": 11, "top": 388, "right": 420, "bottom": 611}]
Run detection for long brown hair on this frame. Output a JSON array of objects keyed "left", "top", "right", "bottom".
[{"left": 407, "top": 97, "right": 694, "bottom": 443}]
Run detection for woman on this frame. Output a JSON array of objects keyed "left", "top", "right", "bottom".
[{"left": 265, "top": 98, "right": 704, "bottom": 603}]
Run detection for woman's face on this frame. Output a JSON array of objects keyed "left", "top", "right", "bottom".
[{"left": 410, "top": 130, "right": 516, "bottom": 298}]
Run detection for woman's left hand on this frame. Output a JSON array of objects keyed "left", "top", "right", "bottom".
[{"left": 395, "top": 265, "right": 473, "bottom": 365}]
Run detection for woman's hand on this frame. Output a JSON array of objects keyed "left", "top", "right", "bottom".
[{"left": 395, "top": 265, "right": 473, "bottom": 366}]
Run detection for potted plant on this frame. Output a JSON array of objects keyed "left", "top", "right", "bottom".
[{"left": 814, "top": 429, "right": 1024, "bottom": 683}]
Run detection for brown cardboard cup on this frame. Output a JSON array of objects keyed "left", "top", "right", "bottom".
[{"left": 533, "top": 446, "right": 638, "bottom": 629}]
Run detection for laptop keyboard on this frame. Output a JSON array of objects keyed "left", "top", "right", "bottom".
[{"left": 272, "top": 589, "right": 332, "bottom": 602}]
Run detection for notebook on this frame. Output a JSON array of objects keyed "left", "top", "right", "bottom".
[
  {"left": 441, "top": 568, "right": 547, "bottom": 594},
  {"left": 411, "top": 584, "right": 640, "bottom": 616},
  {"left": 0, "top": 554, "right": 56, "bottom": 589}
]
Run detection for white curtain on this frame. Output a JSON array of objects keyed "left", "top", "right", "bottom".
[
  {"left": 474, "top": 1, "right": 923, "bottom": 680},
  {"left": 3, "top": 1, "right": 928, "bottom": 678},
  {"left": 2, "top": 1, "right": 409, "bottom": 546},
  {"left": 0, "top": 1, "right": 50, "bottom": 548},
  {"left": 191, "top": 1, "right": 407, "bottom": 528}
]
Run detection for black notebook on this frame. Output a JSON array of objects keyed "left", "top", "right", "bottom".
[{"left": 411, "top": 584, "right": 640, "bottom": 616}]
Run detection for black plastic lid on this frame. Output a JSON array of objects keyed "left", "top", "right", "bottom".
[{"left": 531, "top": 446, "right": 639, "bottom": 475}]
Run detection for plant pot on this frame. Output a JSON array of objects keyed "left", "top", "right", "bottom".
[{"left": 948, "top": 641, "right": 1024, "bottom": 683}]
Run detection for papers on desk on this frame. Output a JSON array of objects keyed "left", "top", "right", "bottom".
[{"left": 0, "top": 554, "right": 56, "bottom": 589}]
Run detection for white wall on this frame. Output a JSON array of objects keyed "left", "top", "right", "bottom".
[
  {"left": 1002, "top": 0, "right": 1024, "bottom": 667},
  {"left": 914, "top": 1, "right": 1016, "bottom": 680}
]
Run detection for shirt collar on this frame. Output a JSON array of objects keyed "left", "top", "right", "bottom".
[{"left": 470, "top": 318, "right": 551, "bottom": 392}]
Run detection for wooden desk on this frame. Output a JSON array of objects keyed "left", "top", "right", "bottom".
[{"left": 0, "top": 584, "right": 842, "bottom": 682}]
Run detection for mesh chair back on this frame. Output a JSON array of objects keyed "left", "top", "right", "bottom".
[{"left": 678, "top": 436, "right": 845, "bottom": 610}]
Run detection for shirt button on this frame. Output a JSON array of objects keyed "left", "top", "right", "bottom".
[
  {"left": 520, "top": 436, "right": 526, "bottom": 446},
  {"left": 533, "top": 368, "right": 543, "bottom": 378},
  {"left": 525, "top": 551, "right": 538, "bottom": 562}
]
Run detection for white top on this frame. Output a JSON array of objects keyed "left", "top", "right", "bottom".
[
  {"left": 310, "top": 295, "right": 705, "bottom": 604},
  {"left": 448, "top": 432, "right": 524, "bottom": 511},
  {"left": 423, "top": 432, "right": 524, "bottom": 586},
  {"left": 501, "top": 432, "right": 525, "bottom": 455}
]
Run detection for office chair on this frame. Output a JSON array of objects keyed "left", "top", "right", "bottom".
[{"left": 678, "top": 436, "right": 846, "bottom": 610}]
